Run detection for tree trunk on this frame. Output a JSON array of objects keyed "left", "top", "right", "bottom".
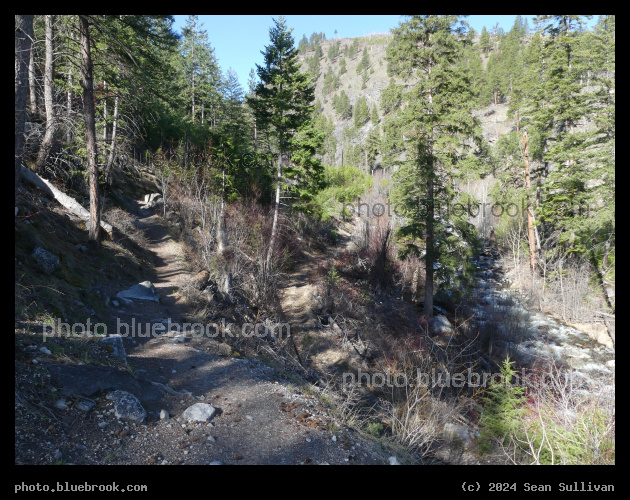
[
  {"left": 191, "top": 43, "right": 195, "bottom": 122},
  {"left": 28, "top": 36, "right": 37, "bottom": 115},
  {"left": 424, "top": 176, "right": 434, "bottom": 318},
  {"left": 65, "top": 21, "right": 75, "bottom": 142},
  {"left": 79, "top": 15, "right": 101, "bottom": 247},
  {"left": 15, "top": 15, "right": 34, "bottom": 195},
  {"left": 19, "top": 165, "right": 113, "bottom": 237},
  {"left": 217, "top": 168, "right": 232, "bottom": 296},
  {"left": 102, "top": 80, "right": 108, "bottom": 141},
  {"left": 523, "top": 132, "right": 537, "bottom": 273},
  {"left": 266, "top": 153, "right": 282, "bottom": 269},
  {"left": 104, "top": 93, "right": 119, "bottom": 184},
  {"left": 424, "top": 58, "right": 434, "bottom": 319},
  {"left": 35, "top": 15, "right": 56, "bottom": 173}
]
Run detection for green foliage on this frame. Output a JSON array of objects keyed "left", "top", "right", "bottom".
[
  {"left": 327, "top": 40, "right": 341, "bottom": 60},
  {"left": 380, "top": 78, "right": 402, "bottom": 115},
  {"left": 479, "top": 26, "right": 491, "bottom": 53},
  {"left": 311, "top": 165, "right": 372, "bottom": 221},
  {"left": 345, "top": 38, "right": 360, "bottom": 59},
  {"left": 332, "top": 90, "right": 352, "bottom": 120},
  {"left": 365, "top": 421, "right": 385, "bottom": 437},
  {"left": 353, "top": 96, "right": 369, "bottom": 128},
  {"left": 478, "top": 357, "right": 526, "bottom": 451},
  {"left": 326, "top": 264, "right": 340, "bottom": 288},
  {"left": 386, "top": 15, "right": 483, "bottom": 300},
  {"left": 370, "top": 106, "right": 379, "bottom": 124},
  {"left": 356, "top": 46, "right": 370, "bottom": 74},
  {"left": 522, "top": 16, "right": 614, "bottom": 278}
]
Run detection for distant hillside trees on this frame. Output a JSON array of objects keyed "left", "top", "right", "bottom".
[
  {"left": 380, "top": 78, "right": 403, "bottom": 115},
  {"left": 332, "top": 90, "right": 352, "bottom": 120},
  {"left": 353, "top": 96, "right": 369, "bottom": 127}
]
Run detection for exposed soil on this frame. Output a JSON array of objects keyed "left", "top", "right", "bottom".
[{"left": 15, "top": 201, "right": 395, "bottom": 466}]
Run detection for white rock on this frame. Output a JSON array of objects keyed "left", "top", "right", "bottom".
[
  {"left": 388, "top": 456, "right": 400, "bottom": 465},
  {"left": 182, "top": 403, "right": 216, "bottom": 423}
]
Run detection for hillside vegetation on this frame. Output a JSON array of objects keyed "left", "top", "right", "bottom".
[{"left": 15, "top": 15, "right": 614, "bottom": 468}]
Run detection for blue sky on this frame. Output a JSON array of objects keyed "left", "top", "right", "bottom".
[{"left": 171, "top": 15, "right": 601, "bottom": 90}]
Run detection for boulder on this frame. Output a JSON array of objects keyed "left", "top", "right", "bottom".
[
  {"left": 442, "top": 423, "right": 479, "bottom": 446},
  {"left": 107, "top": 390, "right": 146, "bottom": 423},
  {"left": 99, "top": 335, "right": 127, "bottom": 362},
  {"left": 182, "top": 403, "right": 216, "bottom": 423},
  {"left": 429, "top": 315, "right": 454, "bottom": 336},
  {"left": 141, "top": 193, "right": 163, "bottom": 209},
  {"left": 32, "top": 246, "right": 60, "bottom": 273},
  {"left": 117, "top": 281, "right": 160, "bottom": 303},
  {"left": 569, "top": 322, "right": 614, "bottom": 350}
]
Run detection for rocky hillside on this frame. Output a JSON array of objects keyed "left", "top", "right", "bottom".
[{"left": 299, "top": 34, "right": 517, "bottom": 167}]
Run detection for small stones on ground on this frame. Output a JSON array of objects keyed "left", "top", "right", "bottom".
[
  {"left": 77, "top": 400, "right": 95, "bottom": 412},
  {"left": 160, "top": 409, "right": 169, "bottom": 420},
  {"left": 54, "top": 399, "right": 67, "bottom": 410},
  {"left": 39, "top": 347, "right": 52, "bottom": 355},
  {"left": 98, "top": 421, "right": 109, "bottom": 429}
]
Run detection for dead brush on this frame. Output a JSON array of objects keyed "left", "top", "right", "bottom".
[{"left": 102, "top": 206, "right": 149, "bottom": 248}]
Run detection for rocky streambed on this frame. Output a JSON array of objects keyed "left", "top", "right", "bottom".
[{"left": 467, "top": 250, "right": 615, "bottom": 390}]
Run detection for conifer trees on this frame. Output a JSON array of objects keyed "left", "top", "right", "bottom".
[
  {"left": 387, "top": 15, "right": 482, "bottom": 317},
  {"left": 247, "top": 16, "right": 323, "bottom": 266}
]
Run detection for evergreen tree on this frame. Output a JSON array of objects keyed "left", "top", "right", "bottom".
[
  {"left": 176, "top": 15, "right": 222, "bottom": 126},
  {"left": 479, "top": 26, "right": 491, "bottom": 53},
  {"left": 479, "top": 357, "right": 526, "bottom": 448},
  {"left": 380, "top": 78, "right": 402, "bottom": 115},
  {"left": 334, "top": 90, "right": 352, "bottom": 120},
  {"left": 339, "top": 57, "right": 347, "bottom": 74},
  {"left": 524, "top": 15, "right": 614, "bottom": 294},
  {"left": 298, "top": 34, "right": 309, "bottom": 54},
  {"left": 366, "top": 125, "right": 381, "bottom": 170},
  {"left": 314, "top": 41, "right": 323, "bottom": 60},
  {"left": 356, "top": 46, "right": 370, "bottom": 73},
  {"left": 387, "top": 15, "right": 482, "bottom": 317},
  {"left": 353, "top": 96, "right": 369, "bottom": 127},
  {"left": 246, "top": 16, "right": 322, "bottom": 266},
  {"left": 371, "top": 105, "right": 379, "bottom": 124}
]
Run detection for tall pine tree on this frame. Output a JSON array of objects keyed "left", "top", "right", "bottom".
[
  {"left": 387, "top": 15, "right": 482, "bottom": 317},
  {"left": 247, "top": 16, "right": 322, "bottom": 266}
]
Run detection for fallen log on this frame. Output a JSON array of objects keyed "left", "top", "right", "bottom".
[{"left": 19, "top": 164, "right": 113, "bottom": 237}]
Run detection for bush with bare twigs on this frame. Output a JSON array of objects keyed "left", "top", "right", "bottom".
[{"left": 478, "top": 358, "right": 615, "bottom": 465}]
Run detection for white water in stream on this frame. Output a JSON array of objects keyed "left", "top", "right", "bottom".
[{"left": 467, "top": 251, "right": 615, "bottom": 393}]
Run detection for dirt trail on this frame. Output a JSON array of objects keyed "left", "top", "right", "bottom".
[
  {"left": 95, "top": 205, "right": 390, "bottom": 465},
  {"left": 278, "top": 224, "right": 354, "bottom": 329}
]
